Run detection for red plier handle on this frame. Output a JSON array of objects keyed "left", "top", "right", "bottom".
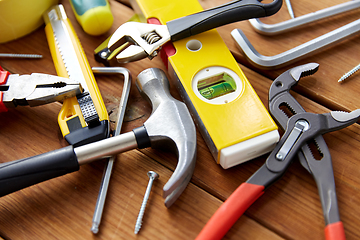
[
  {"left": 0, "top": 66, "right": 10, "bottom": 112},
  {"left": 196, "top": 182, "right": 345, "bottom": 240},
  {"left": 195, "top": 183, "right": 264, "bottom": 240}
]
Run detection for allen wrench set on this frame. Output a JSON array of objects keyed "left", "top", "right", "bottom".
[{"left": 231, "top": 1, "right": 360, "bottom": 69}]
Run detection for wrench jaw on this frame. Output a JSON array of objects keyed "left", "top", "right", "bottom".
[{"left": 108, "top": 22, "right": 171, "bottom": 63}]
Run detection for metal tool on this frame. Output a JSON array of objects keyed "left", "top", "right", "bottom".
[
  {"left": 0, "top": 53, "right": 42, "bottom": 58},
  {"left": 249, "top": 1, "right": 360, "bottom": 35},
  {"left": 0, "top": 66, "right": 83, "bottom": 112},
  {"left": 231, "top": 17, "right": 360, "bottom": 69},
  {"left": 338, "top": 63, "right": 360, "bottom": 82},
  {"left": 134, "top": 171, "right": 159, "bottom": 234},
  {"left": 285, "top": 0, "right": 294, "bottom": 19},
  {"left": 44, "top": 4, "right": 109, "bottom": 146},
  {"left": 0, "top": 68, "right": 196, "bottom": 208},
  {"left": 90, "top": 67, "right": 131, "bottom": 234},
  {"left": 106, "top": 0, "right": 282, "bottom": 63},
  {"left": 100, "top": 0, "right": 280, "bottom": 170},
  {"left": 196, "top": 63, "right": 357, "bottom": 240}
]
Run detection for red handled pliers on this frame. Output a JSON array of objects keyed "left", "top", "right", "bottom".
[
  {"left": 0, "top": 66, "right": 83, "bottom": 112},
  {"left": 196, "top": 63, "right": 359, "bottom": 240}
]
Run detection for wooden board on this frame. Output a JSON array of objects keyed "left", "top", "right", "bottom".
[{"left": 1, "top": 0, "right": 360, "bottom": 239}]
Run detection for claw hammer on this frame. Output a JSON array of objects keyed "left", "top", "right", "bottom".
[{"left": 0, "top": 68, "right": 197, "bottom": 208}]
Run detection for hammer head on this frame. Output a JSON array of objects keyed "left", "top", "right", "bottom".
[{"left": 136, "top": 68, "right": 197, "bottom": 207}]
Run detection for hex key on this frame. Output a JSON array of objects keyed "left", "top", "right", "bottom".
[
  {"left": 91, "top": 67, "right": 131, "bottom": 234},
  {"left": 249, "top": 0, "right": 360, "bottom": 35},
  {"left": 231, "top": 18, "right": 360, "bottom": 69}
]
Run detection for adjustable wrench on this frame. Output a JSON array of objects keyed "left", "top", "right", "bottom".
[{"left": 106, "top": 0, "right": 282, "bottom": 63}]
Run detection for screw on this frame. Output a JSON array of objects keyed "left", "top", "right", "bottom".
[
  {"left": 134, "top": 171, "right": 159, "bottom": 234},
  {"left": 338, "top": 63, "right": 360, "bottom": 82},
  {"left": 285, "top": 0, "right": 295, "bottom": 19},
  {"left": 0, "top": 53, "right": 42, "bottom": 58}
]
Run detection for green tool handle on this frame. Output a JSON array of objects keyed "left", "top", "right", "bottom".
[{"left": 0, "top": 146, "right": 79, "bottom": 197}]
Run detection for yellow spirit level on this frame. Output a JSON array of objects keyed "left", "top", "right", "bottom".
[{"left": 129, "top": 0, "right": 279, "bottom": 169}]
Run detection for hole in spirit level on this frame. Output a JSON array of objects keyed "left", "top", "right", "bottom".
[{"left": 186, "top": 39, "right": 202, "bottom": 51}]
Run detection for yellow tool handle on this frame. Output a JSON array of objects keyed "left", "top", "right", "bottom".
[
  {"left": 44, "top": 5, "right": 109, "bottom": 145},
  {"left": 69, "top": 0, "right": 113, "bottom": 36}
]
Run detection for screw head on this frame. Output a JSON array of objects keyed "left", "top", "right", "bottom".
[{"left": 147, "top": 171, "right": 159, "bottom": 180}]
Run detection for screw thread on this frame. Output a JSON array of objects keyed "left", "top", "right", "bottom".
[
  {"left": 0, "top": 53, "right": 43, "bottom": 58},
  {"left": 134, "top": 171, "right": 158, "bottom": 235},
  {"left": 338, "top": 63, "right": 360, "bottom": 82},
  {"left": 134, "top": 197, "right": 149, "bottom": 234}
]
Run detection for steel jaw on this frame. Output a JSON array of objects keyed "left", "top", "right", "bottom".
[
  {"left": 3, "top": 73, "right": 82, "bottom": 108},
  {"left": 108, "top": 22, "right": 171, "bottom": 63},
  {"left": 136, "top": 68, "right": 197, "bottom": 207},
  {"left": 268, "top": 62, "right": 341, "bottom": 225}
]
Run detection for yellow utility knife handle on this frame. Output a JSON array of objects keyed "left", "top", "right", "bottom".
[{"left": 44, "top": 5, "right": 109, "bottom": 146}]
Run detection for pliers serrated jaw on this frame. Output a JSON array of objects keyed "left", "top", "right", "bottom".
[
  {"left": 0, "top": 67, "right": 83, "bottom": 112},
  {"left": 269, "top": 63, "right": 319, "bottom": 128}
]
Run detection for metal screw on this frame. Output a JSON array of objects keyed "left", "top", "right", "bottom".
[
  {"left": 285, "top": 0, "right": 295, "bottom": 19},
  {"left": 0, "top": 53, "right": 42, "bottom": 58},
  {"left": 338, "top": 63, "right": 360, "bottom": 82},
  {"left": 134, "top": 171, "right": 159, "bottom": 234}
]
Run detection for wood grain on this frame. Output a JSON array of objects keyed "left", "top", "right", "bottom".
[{"left": 1, "top": 0, "right": 360, "bottom": 239}]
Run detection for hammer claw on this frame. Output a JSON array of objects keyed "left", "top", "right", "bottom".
[
  {"left": 136, "top": 68, "right": 197, "bottom": 207},
  {"left": 163, "top": 143, "right": 197, "bottom": 207}
]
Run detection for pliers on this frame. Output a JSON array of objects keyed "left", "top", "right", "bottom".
[
  {"left": 104, "top": 0, "right": 282, "bottom": 63},
  {"left": 0, "top": 66, "right": 83, "bottom": 112},
  {"left": 196, "top": 63, "right": 359, "bottom": 240}
]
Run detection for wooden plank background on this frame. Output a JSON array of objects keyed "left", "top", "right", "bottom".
[{"left": 1, "top": 0, "right": 360, "bottom": 239}]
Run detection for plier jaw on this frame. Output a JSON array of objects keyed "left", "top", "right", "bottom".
[
  {"left": 0, "top": 67, "right": 83, "bottom": 112},
  {"left": 269, "top": 63, "right": 320, "bottom": 128}
]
